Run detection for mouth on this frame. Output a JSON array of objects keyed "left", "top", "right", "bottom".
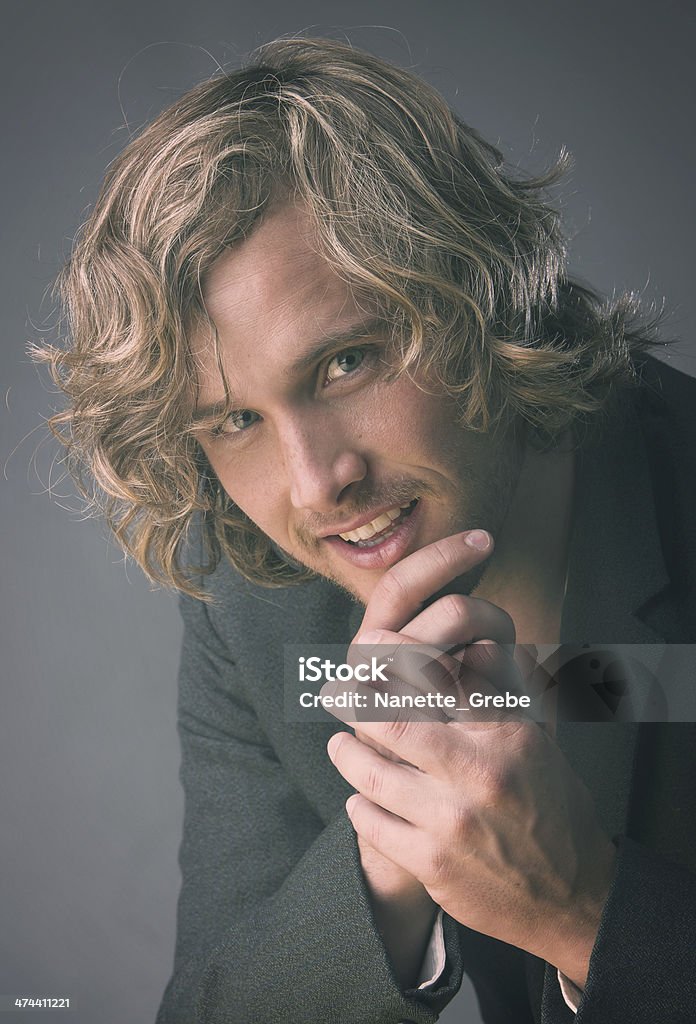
[
  {"left": 337, "top": 498, "right": 419, "bottom": 546},
  {"left": 323, "top": 498, "right": 421, "bottom": 569}
]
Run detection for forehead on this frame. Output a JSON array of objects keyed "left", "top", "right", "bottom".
[
  {"left": 200, "top": 204, "right": 361, "bottom": 342},
  {"left": 189, "top": 204, "right": 376, "bottom": 408}
]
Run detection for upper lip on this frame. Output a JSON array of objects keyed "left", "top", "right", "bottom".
[{"left": 316, "top": 500, "right": 415, "bottom": 539}]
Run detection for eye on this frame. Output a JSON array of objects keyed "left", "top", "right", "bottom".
[
  {"left": 213, "top": 409, "right": 260, "bottom": 436},
  {"left": 324, "top": 347, "right": 367, "bottom": 384}
]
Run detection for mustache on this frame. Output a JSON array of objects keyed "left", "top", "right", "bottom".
[{"left": 294, "top": 478, "right": 436, "bottom": 549}]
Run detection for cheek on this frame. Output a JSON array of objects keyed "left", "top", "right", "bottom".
[
  {"left": 372, "top": 380, "right": 461, "bottom": 460},
  {"left": 201, "top": 443, "right": 286, "bottom": 533}
]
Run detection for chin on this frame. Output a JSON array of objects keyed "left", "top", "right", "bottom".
[{"left": 327, "top": 568, "right": 382, "bottom": 608}]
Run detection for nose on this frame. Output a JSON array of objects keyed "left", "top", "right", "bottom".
[{"left": 280, "top": 413, "right": 367, "bottom": 513}]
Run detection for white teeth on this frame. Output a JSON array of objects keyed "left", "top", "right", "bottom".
[
  {"left": 338, "top": 505, "right": 404, "bottom": 543},
  {"left": 370, "top": 513, "right": 394, "bottom": 533}
]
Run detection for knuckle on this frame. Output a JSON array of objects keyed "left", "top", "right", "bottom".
[
  {"left": 416, "top": 650, "right": 455, "bottom": 692},
  {"left": 438, "top": 593, "right": 470, "bottom": 628},
  {"left": 448, "top": 800, "right": 475, "bottom": 840},
  {"left": 462, "top": 640, "right": 499, "bottom": 675},
  {"left": 459, "top": 743, "right": 507, "bottom": 801},
  {"left": 391, "top": 636, "right": 417, "bottom": 662},
  {"left": 480, "top": 764, "right": 510, "bottom": 804},
  {"left": 364, "top": 763, "right": 384, "bottom": 800},
  {"left": 382, "top": 715, "right": 412, "bottom": 746},
  {"left": 424, "top": 841, "right": 451, "bottom": 888},
  {"left": 435, "top": 726, "right": 457, "bottom": 761},
  {"left": 430, "top": 539, "right": 461, "bottom": 574},
  {"left": 362, "top": 812, "right": 382, "bottom": 849},
  {"left": 503, "top": 718, "right": 538, "bottom": 754},
  {"left": 434, "top": 550, "right": 466, "bottom": 594},
  {"left": 478, "top": 600, "right": 516, "bottom": 642},
  {"left": 495, "top": 605, "right": 516, "bottom": 643},
  {"left": 377, "top": 570, "right": 409, "bottom": 607}
]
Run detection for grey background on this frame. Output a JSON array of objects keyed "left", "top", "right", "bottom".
[{"left": 1, "top": 1, "right": 694, "bottom": 1022}]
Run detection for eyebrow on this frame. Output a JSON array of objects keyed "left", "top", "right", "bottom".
[{"left": 191, "top": 316, "right": 388, "bottom": 423}]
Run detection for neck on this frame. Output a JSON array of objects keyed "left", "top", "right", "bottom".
[{"left": 474, "top": 434, "right": 576, "bottom": 645}]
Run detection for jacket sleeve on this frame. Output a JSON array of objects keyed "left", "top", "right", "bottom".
[
  {"left": 566, "top": 835, "right": 696, "bottom": 1023},
  {"left": 155, "top": 589, "right": 468, "bottom": 1024}
]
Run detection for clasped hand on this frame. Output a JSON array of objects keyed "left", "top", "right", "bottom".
[{"left": 322, "top": 530, "right": 617, "bottom": 989}]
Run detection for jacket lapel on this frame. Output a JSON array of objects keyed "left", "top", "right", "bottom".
[
  {"left": 556, "top": 392, "right": 669, "bottom": 834},
  {"left": 536, "top": 390, "right": 673, "bottom": 1020}
]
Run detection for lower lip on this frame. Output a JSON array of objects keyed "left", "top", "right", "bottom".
[{"left": 323, "top": 500, "right": 422, "bottom": 569}]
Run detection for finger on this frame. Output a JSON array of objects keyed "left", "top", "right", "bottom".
[
  {"left": 324, "top": 707, "right": 469, "bottom": 778},
  {"left": 351, "top": 631, "right": 516, "bottom": 723},
  {"left": 356, "top": 530, "right": 493, "bottom": 637},
  {"left": 348, "top": 630, "right": 461, "bottom": 702},
  {"left": 402, "top": 592, "right": 515, "bottom": 649},
  {"left": 355, "top": 728, "right": 410, "bottom": 765},
  {"left": 345, "top": 794, "right": 430, "bottom": 880},
  {"left": 513, "top": 643, "right": 540, "bottom": 679},
  {"left": 457, "top": 639, "right": 522, "bottom": 695},
  {"left": 425, "top": 635, "right": 534, "bottom": 727},
  {"left": 462, "top": 642, "right": 555, "bottom": 731},
  {"left": 327, "top": 731, "right": 434, "bottom": 826},
  {"left": 455, "top": 640, "right": 534, "bottom": 726},
  {"left": 320, "top": 668, "right": 451, "bottom": 729}
]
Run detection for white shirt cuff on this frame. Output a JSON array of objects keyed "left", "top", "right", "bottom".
[
  {"left": 417, "top": 907, "right": 446, "bottom": 989},
  {"left": 414, "top": 908, "right": 584, "bottom": 1014},
  {"left": 558, "top": 968, "right": 583, "bottom": 1012}
]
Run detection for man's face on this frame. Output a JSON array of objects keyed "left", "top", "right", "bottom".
[{"left": 191, "top": 204, "right": 524, "bottom": 606}]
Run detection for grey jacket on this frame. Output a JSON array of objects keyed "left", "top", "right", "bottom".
[{"left": 156, "top": 356, "right": 696, "bottom": 1024}]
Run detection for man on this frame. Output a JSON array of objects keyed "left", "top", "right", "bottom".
[{"left": 38, "top": 37, "right": 696, "bottom": 1024}]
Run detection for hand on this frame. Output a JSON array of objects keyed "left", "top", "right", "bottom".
[
  {"left": 348, "top": 529, "right": 505, "bottom": 892},
  {"left": 325, "top": 530, "right": 617, "bottom": 990},
  {"left": 351, "top": 526, "right": 513, "bottom": 758},
  {"left": 350, "top": 526, "right": 514, "bottom": 764},
  {"left": 326, "top": 529, "right": 506, "bottom": 984}
]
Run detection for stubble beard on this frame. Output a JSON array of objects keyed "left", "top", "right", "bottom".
[{"left": 285, "top": 438, "right": 526, "bottom": 611}]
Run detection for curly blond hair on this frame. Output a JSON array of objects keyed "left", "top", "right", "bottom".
[{"left": 32, "top": 36, "right": 659, "bottom": 599}]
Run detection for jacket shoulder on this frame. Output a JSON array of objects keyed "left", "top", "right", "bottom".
[
  {"left": 183, "top": 527, "right": 358, "bottom": 652},
  {"left": 634, "top": 354, "right": 696, "bottom": 626}
]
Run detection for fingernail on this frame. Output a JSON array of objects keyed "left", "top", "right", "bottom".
[
  {"left": 465, "top": 530, "right": 490, "bottom": 550},
  {"left": 326, "top": 733, "right": 342, "bottom": 762},
  {"left": 345, "top": 794, "right": 359, "bottom": 817},
  {"left": 357, "top": 630, "right": 382, "bottom": 645}
]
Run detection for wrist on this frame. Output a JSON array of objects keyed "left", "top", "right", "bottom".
[
  {"left": 540, "top": 839, "right": 618, "bottom": 990},
  {"left": 356, "top": 836, "right": 438, "bottom": 989},
  {"left": 357, "top": 834, "right": 432, "bottom": 906}
]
